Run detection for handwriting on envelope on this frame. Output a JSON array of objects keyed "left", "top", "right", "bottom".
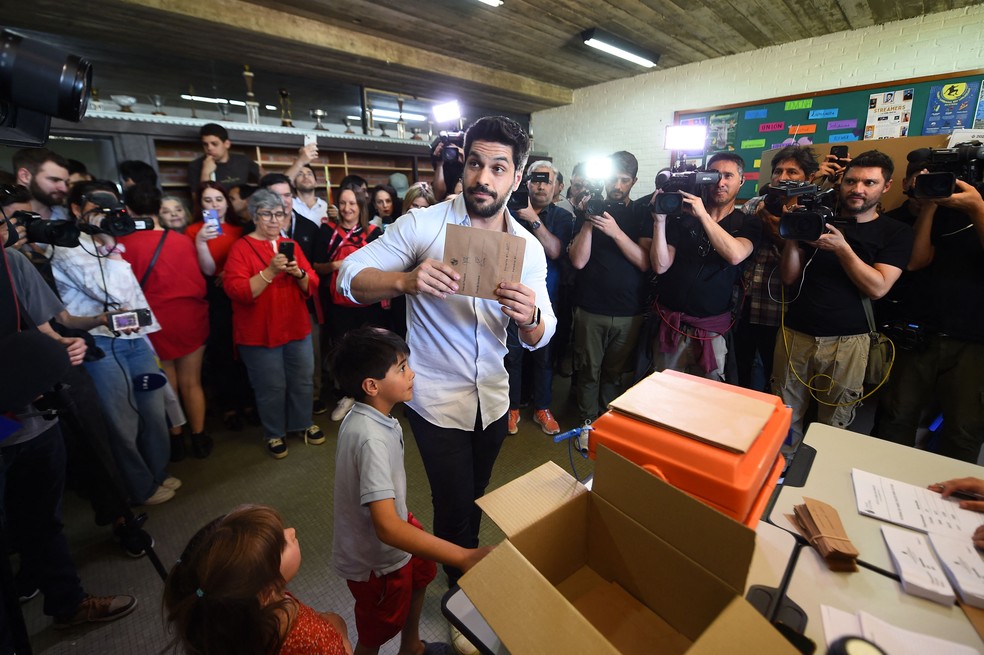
[{"left": 443, "top": 224, "right": 526, "bottom": 300}]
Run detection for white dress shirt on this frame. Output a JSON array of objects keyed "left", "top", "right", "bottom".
[
  {"left": 292, "top": 196, "right": 329, "bottom": 225},
  {"left": 338, "top": 195, "right": 556, "bottom": 431}
]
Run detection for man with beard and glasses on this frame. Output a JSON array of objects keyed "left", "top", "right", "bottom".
[
  {"left": 650, "top": 152, "right": 761, "bottom": 383},
  {"left": 774, "top": 150, "right": 913, "bottom": 454},
  {"left": 338, "top": 116, "right": 554, "bottom": 617},
  {"left": 568, "top": 151, "right": 652, "bottom": 434}
]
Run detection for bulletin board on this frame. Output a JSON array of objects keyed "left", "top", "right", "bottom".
[{"left": 674, "top": 68, "right": 984, "bottom": 199}]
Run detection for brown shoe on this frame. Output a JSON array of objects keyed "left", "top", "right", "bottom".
[{"left": 54, "top": 594, "right": 137, "bottom": 629}]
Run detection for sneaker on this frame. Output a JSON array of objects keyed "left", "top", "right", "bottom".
[
  {"left": 161, "top": 476, "right": 182, "bottom": 491},
  {"left": 54, "top": 594, "right": 137, "bottom": 629},
  {"left": 313, "top": 398, "right": 328, "bottom": 415},
  {"left": 288, "top": 424, "right": 326, "bottom": 446},
  {"left": 507, "top": 409, "right": 520, "bottom": 435},
  {"left": 533, "top": 409, "right": 560, "bottom": 435},
  {"left": 19, "top": 588, "right": 39, "bottom": 603},
  {"left": 114, "top": 522, "right": 155, "bottom": 559},
  {"left": 331, "top": 396, "right": 355, "bottom": 421},
  {"left": 450, "top": 624, "right": 479, "bottom": 655},
  {"left": 141, "top": 485, "right": 175, "bottom": 506},
  {"left": 190, "top": 432, "right": 213, "bottom": 459},
  {"left": 267, "top": 437, "right": 288, "bottom": 459}
]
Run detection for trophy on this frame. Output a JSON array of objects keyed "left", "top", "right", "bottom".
[
  {"left": 279, "top": 88, "right": 293, "bottom": 127},
  {"left": 243, "top": 66, "right": 259, "bottom": 124},
  {"left": 310, "top": 109, "right": 329, "bottom": 131},
  {"left": 89, "top": 88, "right": 103, "bottom": 112},
  {"left": 111, "top": 95, "right": 137, "bottom": 112},
  {"left": 187, "top": 85, "right": 198, "bottom": 119},
  {"left": 411, "top": 127, "right": 423, "bottom": 141},
  {"left": 343, "top": 117, "right": 355, "bottom": 134},
  {"left": 364, "top": 99, "right": 374, "bottom": 136},
  {"left": 150, "top": 94, "right": 166, "bottom": 115},
  {"left": 217, "top": 101, "right": 231, "bottom": 121},
  {"left": 379, "top": 123, "right": 390, "bottom": 138},
  {"left": 396, "top": 96, "right": 407, "bottom": 139}
]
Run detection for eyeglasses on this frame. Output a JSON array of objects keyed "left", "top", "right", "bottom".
[{"left": 256, "top": 210, "right": 286, "bottom": 221}]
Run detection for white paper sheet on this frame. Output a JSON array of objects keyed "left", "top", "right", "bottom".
[
  {"left": 821, "top": 605, "right": 981, "bottom": 655},
  {"left": 881, "top": 525, "right": 955, "bottom": 606},
  {"left": 929, "top": 532, "right": 984, "bottom": 609}
]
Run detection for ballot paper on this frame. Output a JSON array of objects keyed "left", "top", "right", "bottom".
[
  {"left": 851, "top": 468, "right": 984, "bottom": 538},
  {"left": 442, "top": 223, "right": 526, "bottom": 300},
  {"left": 929, "top": 532, "right": 984, "bottom": 609},
  {"left": 821, "top": 605, "right": 980, "bottom": 655},
  {"left": 881, "top": 525, "right": 955, "bottom": 606}
]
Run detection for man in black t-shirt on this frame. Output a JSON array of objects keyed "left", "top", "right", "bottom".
[
  {"left": 774, "top": 151, "right": 913, "bottom": 451},
  {"left": 650, "top": 152, "right": 761, "bottom": 382},
  {"left": 875, "top": 177, "right": 984, "bottom": 462},
  {"left": 569, "top": 151, "right": 653, "bottom": 426},
  {"left": 187, "top": 123, "right": 261, "bottom": 203}
]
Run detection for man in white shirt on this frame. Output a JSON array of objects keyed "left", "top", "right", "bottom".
[
  {"left": 339, "top": 116, "right": 555, "bottom": 594},
  {"left": 291, "top": 164, "right": 329, "bottom": 226}
]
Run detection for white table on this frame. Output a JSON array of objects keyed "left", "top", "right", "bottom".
[
  {"left": 770, "top": 423, "right": 983, "bottom": 573},
  {"left": 787, "top": 545, "right": 984, "bottom": 651}
]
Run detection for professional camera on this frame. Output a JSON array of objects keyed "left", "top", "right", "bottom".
[
  {"left": 439, "top": 130, "right": 465, "bottom": 162},
  {"left": 7, "top": 210, "right": 81, "bottom": 247},
  {"left": 507, "top": 174, "right": 531, "bottom": 212},
  {"left": 650, "top": 168, "right": 721, "bottom": 215},
  {"left": 78, "top": 194, "right": 154, "bottom": 238},
  {"left": 583, "top": 179, "right": 616, "bottom": 216},
  {"left": 776, "top": 184, "right": 842, "bottom": 241},
  {"left": 905, "top": 141, "right": 984, "bottom": 199},
  {"left": 763, "top": 180, "right": 819, "bottom": 216},
  {"left": 0, "top": 28, "right": 92, "bottom": 147}
]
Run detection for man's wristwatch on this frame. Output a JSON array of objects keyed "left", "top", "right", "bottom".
[
  {"left": 519, "top": 306, "right": 541, "bottom": 332},
  {"left": 530, "top": 220, "right": 542, "bottom": 231}
]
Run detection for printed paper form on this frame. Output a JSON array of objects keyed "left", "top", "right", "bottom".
[
  {"left": 852, "top": 468, "right": 984, "bottom": 537},
  {"left": 822, "top": 605, "right": 980, "bottom": 655},
  {"left": 881, "top": 525, "right": 955, "bottom": 606},
  {"left": 929, "top": 532, "right": 984, "bottom": 610}
]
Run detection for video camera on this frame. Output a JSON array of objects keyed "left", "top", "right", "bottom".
[
  {"left": 650, "top": 168, "right": 721, "bottom": 216},
  {"left": 905, "top": 141, "right": 984, "bottom": 199},
  {"left": 438, "top": 130, "right": 465, "bottom": 162},
  {"left": 772, "top": 181, "right": 844, "bottom": 241},
  {"left": 5, "top": 209, "right": 80, "bottom": 247},
  {"left": 583, "top": 178, "right": 618, "bottom": 216},
  {"left": 431, "top": 130, "right": 465, "bottom": 190},
  {"left": 507, "top": 170, "right": 550, "bottom": 212},
  {"left": 78, "top": 194, "right": 153, "bottom": 238}
]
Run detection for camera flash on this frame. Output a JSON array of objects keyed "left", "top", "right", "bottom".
[
  {"left": 433, "top": 100, "right": 461, "bottom": 123},
  {"left": 665, "top": 125, "right": 707, "bottom": 151}
]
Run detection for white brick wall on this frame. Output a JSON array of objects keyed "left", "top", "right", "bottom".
[{"left": 532, "top": 5, "right": 984, "bottom": 194}]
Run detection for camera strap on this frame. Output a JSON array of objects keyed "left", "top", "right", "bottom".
[
  {"left": 860, "top": 294, "right": 878, "bottom": 338},
  {"left": 139, "top": 230, "right": 169, "bottom": 287}
]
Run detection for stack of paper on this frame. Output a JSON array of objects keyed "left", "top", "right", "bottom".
[
  {"left": 881, "top": 525, "right": 956, "bottom": 606},
  {"left": 822, "top": 605, "right": 979, "bottom": 655},
  {"left": 786, "top": 497, "right": 859, "bottom": 571},
  {"left": 929, "top": 532, "right": 984, "bottom": 610}
]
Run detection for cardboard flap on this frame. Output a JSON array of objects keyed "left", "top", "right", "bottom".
[
  {"left": 460, "top": 540, "right": 619, "bottom": 655},
  {"left": 476, "top": 461, "right": 587, "bottom": 538},
  {"left": 688, "top": 597, "right": 798, "bottom": 654},
  {"left": 592, "top": 445, "right": 756, "bottom": 593}
]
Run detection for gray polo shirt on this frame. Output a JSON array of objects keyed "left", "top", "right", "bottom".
[{"left": 332, "top": 402, "right": 411, "bottom": 581}]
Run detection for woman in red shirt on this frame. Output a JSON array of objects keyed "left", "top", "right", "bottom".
[{"left": 223, "top": 189, "right": 324, "bottom": 460}]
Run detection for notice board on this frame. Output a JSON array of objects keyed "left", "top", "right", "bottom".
[{"left": 674, "top": 69, "right": 984, "bottom": 199}]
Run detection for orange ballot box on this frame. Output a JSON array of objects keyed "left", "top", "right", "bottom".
[{"left": 589, "top": 370, "right": 791, "bottom": 527}]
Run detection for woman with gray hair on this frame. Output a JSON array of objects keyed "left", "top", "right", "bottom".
[{"left": 222, "top": 189, "right": 324, "bottom": 459}]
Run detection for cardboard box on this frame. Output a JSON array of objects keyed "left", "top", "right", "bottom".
[{"left": 460, "top": 446, "right": 797, "bottom": 654}]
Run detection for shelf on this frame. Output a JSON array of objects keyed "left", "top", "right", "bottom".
[
  {"left": 157, "top": 157, "right": 195, "bottom": 163},
  {"left": 347, "top": 165, "right": 414, "bottom": 172},
  {"left": 257, "top": 160, "right": 346, "bottom": 168}
]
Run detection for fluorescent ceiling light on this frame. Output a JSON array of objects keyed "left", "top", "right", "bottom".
[
  {"left": 180, "top": 94, "right": 247, "bottom": 107},
  {"left": 475, "top": 0, "right": 503, "bottom": 6},
  {"left": 581, "top": 28, "right": 658, "bottom": 68},
  {"left": 665, "top": 125, "right": 707, "bottom": 151},
  {"left": 373, "top": 108, "right": 427, "bottom": 122},
  {"left": 433, "top": 100, "right": 461, "bottom": 123},
  {"left": 264, "top": 105, "right": 277, "bottom": 111}
]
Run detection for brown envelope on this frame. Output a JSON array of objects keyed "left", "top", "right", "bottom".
[{"left": 443, "top": 223, "right": 526, "bottom": 300}]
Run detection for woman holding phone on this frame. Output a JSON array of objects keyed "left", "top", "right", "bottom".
[{"left": 223, "top": 189, "right": 324, "bottom": 459}]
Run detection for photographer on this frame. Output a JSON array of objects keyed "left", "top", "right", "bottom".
[
  {"left": 735, "top": 146, "right": 820, "bottom": 390},
  {"left": 49, "top": 181, "right": 178, "bottom": 506},
  {"left": 774, "top": 151, "right": 913, "bottom": 453},
  {"left": 569, "top": 151, "right": 652, "bottom": 431},
  {"left": 874, "top": 174, "right": 984, "bottom": 463},
  {"left": 650, "top": 153, "right": 762, "bottom": 382}
]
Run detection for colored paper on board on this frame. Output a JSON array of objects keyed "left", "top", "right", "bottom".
[
  {"left": 829, "top": 133, "right": 859, "bottom": 142},
  {"left": 744, "top": 172, "right": 759, "bottom": 181},
  {"left": 759, "top": 122, "right": 785, "bottom": 133},
  {"left": 923, "top": 81, "right": 980, "bottom": 135},
  {"left": 809, "top": 108, "right": 839, "bottom": 119},
  {"left": 865, "top": 88, "right": 914, "bottom": 139},
  {"left": 785, "top": 99, "right": 813, "bottom": 110},
  {"left": 788, "top": 124, "right": 817, "bottom": 135},
  {"left": 741, "top": 138, "right": 766, "bottom": 149},
  {"left": 707, "top": 112, "right": 739, "bottom": 152},
  {"left": 753, "top": 159, "right": 761, "bottom": 169},
  {"left": 976, "top": 85, "right": 984, "bottom": 129},
  {"left": 828, "top": 119, "right": 857, "bottom": 130},
  {"left": 745, "top": 109, "right": 767, "bottom": 119}
]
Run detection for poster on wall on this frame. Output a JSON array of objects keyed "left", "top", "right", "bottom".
[
  {"left": 707, "top": 112, "right": 739, "bottom": 152},
  {"left": 974, "top": 84, "right": 984, "bottom": 129},
  {"left": 864, "top": 88, "right": 914, "bottom": 140},
  {"left": 922, "top": 81, "right": 981, "bottom": 135}
]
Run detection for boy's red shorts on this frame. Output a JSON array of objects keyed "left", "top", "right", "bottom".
[{"left": 346, "top": 513, "right": 437, "bottom": 648}]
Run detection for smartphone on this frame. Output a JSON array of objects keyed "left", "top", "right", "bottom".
[
  {"left": 830, "top": 145, "right": 849, "bottom": 167},
  {"left": 304, "top": 133, "right": 317, "bottom": 148},
  {"left": 110, "top": 308, "right": 153, "bottom": 331},
  {"left": 278, "top": 241, "right": 295, "bottom": 261},
  {"left": 202, "top": 209, "right": 223, "bottom": 235}
]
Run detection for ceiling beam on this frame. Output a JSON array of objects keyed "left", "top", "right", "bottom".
[{"left": 118, "top": 0, "right": 574, "bottom": 109}]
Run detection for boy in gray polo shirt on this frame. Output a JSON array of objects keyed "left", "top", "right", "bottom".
[{"left": 331, "top": 328, "right": 492, "bottom": 655}]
